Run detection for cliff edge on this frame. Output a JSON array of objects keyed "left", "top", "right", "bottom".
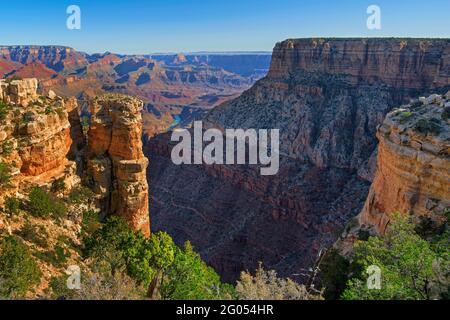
[{"left": 357, "top": 92, "right": 450, "bottom": 236}]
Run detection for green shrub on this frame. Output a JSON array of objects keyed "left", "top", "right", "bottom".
[
  {"left": 81, "top": 210, "right": 101, "bottom": 236},
  {"left": 21, "top": 111, "right": 35, "bottom": 124},
  {"left": 0, "top": 162, "right": 11, "bottom": 185},
  {"left": 81, "top": 116, "right": 90, "bottom": 136},
  {"left": 51, "top": 178, "right": 66, "bottom": 194},
  {"left": 414, "top": 118, "right": 442, "bottom": 135},
  {"left": 160, "top": 241, "right": 235, "bottom": 300},
  {"left": 44, "top": 106, "right": 53, "bottom": 115},
  {"left": 84, "top": 217, "right": 155, "bottom": 285},
  {"left": 0, "top": 235, "right": 41, "bottom": 298},
  {"left": 320, "top": 248, "right": 352, "bottom": 300},
  {"left": 34, "top": 245, "right": 69, "bottom": 268},
  {"left": 442, "top": 107, "right": 450, "bottom": 121},
  {"left": 398, "top": 111, "right": 413, "bottom": 123},
  {"left": 0, "top": 140, "right": 14, "bottom": 157},
  {"left": 341, "top": 214, "right": 446, "bottom": 300},
  {"left": 0, "top": 101, "right": 11, "bottom": 121},
  {"left": 28, "top": 187, "right": 67, "bottom": 219},
  {"left": 48, "top": 274, "right": 74, "bottom": 299},
  {"left": 69, "top": 186, "right": 95, "bottom": 204},
  {"left": 4, "top": 197, "right": 20, "bottom": 216},
  {"left": 16, "top": 222, "right": 48, "bottom": 248},
  {"left": 84, "top": 217, "right": 233, "bottom": 300}
]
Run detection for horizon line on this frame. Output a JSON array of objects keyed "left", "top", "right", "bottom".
[{"left": 2, "top": 37, "right": 450, "bottom": 56}]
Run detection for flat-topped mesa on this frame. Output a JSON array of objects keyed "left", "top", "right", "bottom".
[
  {"left": 0, "top": 78, "right": 77, "bottom": 186},
  {"left": 357, "top": 92, "right": 450, "bottom": 236},
  {"left": 269, "top": 38, "right": 450, "bottom": 89},
  {"left": 87, "top": 94, "right": 150, "bottom": 237},
  {"left": 0, "top": 45, "right": 89, "bottom": 74}
]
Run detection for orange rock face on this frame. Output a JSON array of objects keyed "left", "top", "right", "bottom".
[
  {"left": 20, "top": 128, "right": 72, "bottom": 176},
  {"left": 357, "top": 93, "right": 450, "bottom": 235},
  {"left": 87, "top": 94, "right": 150, "bottom": 236},
  {"left": 0, "top": 78, "right": 74, "bottom": 180}
]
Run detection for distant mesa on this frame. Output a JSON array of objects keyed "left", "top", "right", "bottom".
[{"left": 173, "top": 53, "right": 188, "bottom": 64}]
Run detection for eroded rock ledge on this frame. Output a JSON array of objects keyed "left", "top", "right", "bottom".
[
  {"left": 0, "top": 79, "right": 79, "bottom": 192},
  {"left": 357, "top": 92, "right": 450, "bottom": 235}
]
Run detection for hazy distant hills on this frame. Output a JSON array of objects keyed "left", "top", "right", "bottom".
[
  {"left": 148, "top": 52, "right": 271, "bottom": 78},
  {"left": 0, "top": 45, "right": 271, "bottom": 137}
]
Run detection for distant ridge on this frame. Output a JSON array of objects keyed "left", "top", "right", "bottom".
[{"left": 148, "top": 51, "right": 272, "bottom": 56}]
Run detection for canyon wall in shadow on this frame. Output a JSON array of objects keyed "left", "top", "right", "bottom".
[{"left": 146, "top": 38, "right": 450, "bottom": 282}]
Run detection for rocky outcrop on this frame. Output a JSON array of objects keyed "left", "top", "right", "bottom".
[
  {"left": 356, "top": 92, "right": 450, "bottom": 235},
  {"left": 0, "top": 79, "right": 74, "bottom": 180},
  {"left": 87, "top": 94, "right": 150, "bottom": 236},
  {"left": 147, "top": 38, "right": 450, "bottom": 281},
  {"left": 1, "top": 79, "right": 150, "bottom": 238},
  {"left": 1, "top": 78, "right": 39, "bottom": 106}
]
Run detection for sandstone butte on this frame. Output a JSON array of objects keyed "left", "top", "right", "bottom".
[
  {"left": 0, "top": 78, "right": 150, "bottom": 237},
  {"left": 86, "top": 93, "right": 150, "bottom": 237}
]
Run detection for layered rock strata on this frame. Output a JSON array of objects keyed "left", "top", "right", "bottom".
[
  {"left": 357, "top": 92, "right": 450, "bottom": 235},
  {"left": 269, "top": 38, "right": 450, "bottom": 89},
  {"left": 87, "top": 94, "right": 150, "bottom": 236},
  {"left": 0, "top": 79, "right": 75, "bottom": 186}
]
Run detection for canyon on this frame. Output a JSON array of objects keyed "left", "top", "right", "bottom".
[
  {"left": 1, "top": 38, "right": 449, "bottom": 287},
  {"left": 146, "top": 38, "right": 450, "bottom": 282},
  {"left": 0, "top": 46, "right": 271, "bottom": 139}
]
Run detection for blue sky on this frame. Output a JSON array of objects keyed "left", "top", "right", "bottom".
[{"left": 0, "top": 0, "right": 449, "bottom": 54}]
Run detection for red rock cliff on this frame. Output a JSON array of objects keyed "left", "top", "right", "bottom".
[
  {"left": 357, "top": 92, "right": 450, "bottom": 235},
  {"left": 269, "top": 38, "right": 450, "bottom": 89}
]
